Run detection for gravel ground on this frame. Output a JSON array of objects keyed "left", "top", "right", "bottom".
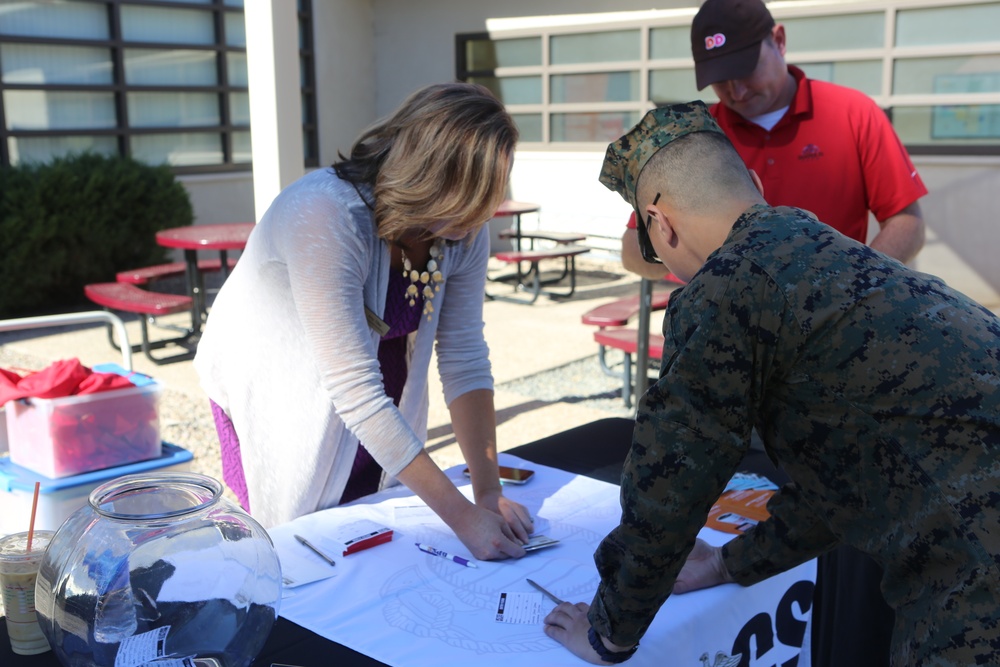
[{"left": 496, "top": 354, "right": 642, "bottom": 419}]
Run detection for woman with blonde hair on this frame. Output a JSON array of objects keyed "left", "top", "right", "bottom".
[{"left": 194, "top": 82, "right": 532, "bottom": 559}]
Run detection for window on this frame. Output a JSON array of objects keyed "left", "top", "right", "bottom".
[
  {"left": 456, "top": 0, "right": 1000, "bottom": 155},
  {"left": 299, "top": 0, "right": 318, "bottom": 168},
  {"left": 457, "top": 33, "right": 545, "bottom": 142},
  {"left": 550, "top": 30, "right": 639, "bottom": 65},
  {"left": 0, "top": 0, "right": 319, "bottom": 171},
  {"left": 551, "top": 72, "right": 640, "bottom": 104},
  {"left": 781, "top": 13, "right": 884, "bottom": 51},
  {"left": 798, "top": 61, "right": 882, "bottom": 97},
  {"left": 893, "top": 3, "right": 1000, "bottom": 152},
  {"left": 895, "top": 3, "right": 1000, "bottom": 47}
]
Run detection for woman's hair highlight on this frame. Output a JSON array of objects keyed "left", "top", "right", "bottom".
[{"left": 333, "top": 82, "right": 518, "bottom": 241}]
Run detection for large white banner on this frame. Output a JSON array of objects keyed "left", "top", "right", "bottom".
[{"left": 271, "top": 454, "right": 815, "bottom": 667}]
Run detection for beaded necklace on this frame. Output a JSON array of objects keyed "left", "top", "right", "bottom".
[{"left": 400, "top": 238, "right": 444, "bottom": 321}]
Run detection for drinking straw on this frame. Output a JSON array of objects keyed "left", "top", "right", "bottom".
[{"left": 26, "top": 481, "right": 40, "bottom": 552}]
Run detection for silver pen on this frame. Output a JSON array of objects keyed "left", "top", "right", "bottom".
[
  {"left": 294, "top": 534, "right": 337, "bottom": 567},
  {"left": 527, "top": 578, "right": 564, "bottom": 604}
]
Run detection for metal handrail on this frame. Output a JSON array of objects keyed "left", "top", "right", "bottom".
[{"left": 0, "top": 311, "right": 132, "bottom": 371}]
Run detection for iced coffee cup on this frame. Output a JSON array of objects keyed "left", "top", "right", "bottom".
[{"left": 0, "top": 530, "right": 54, "bottom": 655}]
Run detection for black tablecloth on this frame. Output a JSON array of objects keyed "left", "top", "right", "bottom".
[
  {"left": 2, "top": 417, "right": 891, "bottom": 666},
  {"left": 0, "top": 605, "right": 383, "bottom": 667}
]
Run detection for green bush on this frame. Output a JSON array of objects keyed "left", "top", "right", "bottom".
[{"left": 0, "top": 153, "right": 193, "bottom": 316}]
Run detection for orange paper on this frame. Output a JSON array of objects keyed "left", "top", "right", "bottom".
[{"left": 706, "top": 488, "right": 774, "bottom": 535}]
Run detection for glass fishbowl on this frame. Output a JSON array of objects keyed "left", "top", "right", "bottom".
[{"left": 34, "top": 472, "right": 282, "bottom": 667}]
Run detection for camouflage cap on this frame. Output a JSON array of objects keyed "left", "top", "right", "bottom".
[{"left": 599, "top": 101, "right": 725, "bottom": 210}]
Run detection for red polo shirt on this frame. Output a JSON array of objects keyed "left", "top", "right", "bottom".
[{"left": 711, "top": 66, "right": 926, "bottom": 243}]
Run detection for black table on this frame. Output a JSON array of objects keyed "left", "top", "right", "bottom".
[{"left": 2, "top": 417, "right": 891, "bottom": 667}]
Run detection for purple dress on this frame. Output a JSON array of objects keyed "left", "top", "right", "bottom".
[{"left": 211, "top": 268, "right": 425, "bottom": 511}]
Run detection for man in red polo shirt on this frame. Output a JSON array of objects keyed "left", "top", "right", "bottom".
[
  {"left": 620, "top": 2, "right": 926, "bottom": 665},
  {"left": 621, "top": 0, "right": 927, "bottom": 280}
]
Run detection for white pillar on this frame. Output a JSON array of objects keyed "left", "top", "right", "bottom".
[{"left": 244, "top": 0, "right": 304, "bottom": 221}]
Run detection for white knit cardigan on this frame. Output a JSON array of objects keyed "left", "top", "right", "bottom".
[{"left": 194, "top": 168, "right": 494, "bottom": 528}]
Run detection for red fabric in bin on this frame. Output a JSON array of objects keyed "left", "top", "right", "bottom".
[
  {"left": 2, "top": 359, "right": 157, "bottom": 477},
  {"left": 0, "top": 359, "right": 136, "bottom": 406},
  {"left": 46, "top": 389, "right": 159, "bottom": 472}
]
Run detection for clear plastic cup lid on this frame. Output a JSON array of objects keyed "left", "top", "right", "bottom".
[{"left": 0, "top": 530, "right": 55, "bottom": 560}]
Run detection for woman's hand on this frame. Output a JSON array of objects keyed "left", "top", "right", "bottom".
[
  {"left": 476, "top": 488, "right": 534, "bottom": 544},
  {"left": 451, "top": 501, "right": 526, "bottom": 560},
  {"left": 394, "top": 451, "right": 525, "bottom": 561},
  {"left": 673, "top": 538, "right": 733, "bottom": 594}
]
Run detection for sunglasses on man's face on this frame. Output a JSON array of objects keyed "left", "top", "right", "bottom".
[{"left": 635, "top": 192, "right": 662, "bottom": 264}]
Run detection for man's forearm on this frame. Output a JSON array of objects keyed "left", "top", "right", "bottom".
[
  {"left": 722, "top": 483, "right": 839, "bottom": 585},
  {"left": 869, "top": 201, "right": 925, "bottom": 264}
]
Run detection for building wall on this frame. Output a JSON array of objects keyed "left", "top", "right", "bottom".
[
  {"left": 358, "top": 0, "right": 1000, "bottom": 304},
  {"left": 179, "top": 173, "right": 256, "bottom": 226},
  {"left": 912, "top": 159, "right": 1000, "bottom": 306},
  {"left": 182, "top": 1, "right": 376, "bottom": 228},
  {"left": 371, "top": 0, "right": 696, "bottom": 114},
  {"left": 314, "top": 0, "right": 377, "bottom": 165},
  {"left": 364, "top": 0, "right": 696, "bottom": 255},
  {"left": 167, "top": 172, "right": 256, "bottom": 263}
]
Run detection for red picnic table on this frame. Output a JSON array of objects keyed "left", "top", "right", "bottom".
[
  {"left": 155, "top": 222, "right": 256, "bottom": 334},
  {"left": 83, "top": 223, "right": 256, "bottom": 364},
  {"left": 487, "top": 200, "right": 592, "bottom": 303},
  {"left": 493, "top": 199, "right": 540, "bottom": 253}
]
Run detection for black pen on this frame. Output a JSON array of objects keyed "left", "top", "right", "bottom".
[
  {"left": 527, "top": 578, "right": 564, "bottom": 605},
  {"left": 294, "top": 534, "right": 337, "bottom": 567}
]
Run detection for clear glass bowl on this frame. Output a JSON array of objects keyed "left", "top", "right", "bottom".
[{"left": 34, "top": 472, "right": 282, "bottom": 667}]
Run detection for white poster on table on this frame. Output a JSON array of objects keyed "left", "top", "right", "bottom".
[{"left": 271, "top": 455, "right": 815, "bottom": 667}]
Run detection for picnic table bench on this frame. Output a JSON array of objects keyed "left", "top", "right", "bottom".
[
  {"left": 488, "top": 245, "right": 590, "bottom": 304},
  {"left": 581, "top": 289, "right": 674, "bottom": 328},
  {"left": 83, "top": 222, "right": 252, "bottom": 364},
  {"left": 581, "top": 275, "right": 684, "bottom": 407},
  {"left": 83, "top": 283, "right": 197, "bottom": 364},
  {"left": 494, "top": 227, "right": 588, "bottom": 294},
  {"left": 593, "top": 328, "right": 667, "bottom": 407},
  {"left": 115, "top": 257, "right": 237, "bottom": 285},
  {"left": 498, "top": 228, "right": 587, "bottom": 247},
  {"left": 84, "top": 259, "right": 235, "bottom": 365}
]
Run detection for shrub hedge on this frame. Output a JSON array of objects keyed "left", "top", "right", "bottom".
[{"left": 0, "top": 153, "right": 193, "bottom": 317}]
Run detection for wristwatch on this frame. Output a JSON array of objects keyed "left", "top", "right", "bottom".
[{"left": 588, "top": 626, "right": 639, "bottom": 663}]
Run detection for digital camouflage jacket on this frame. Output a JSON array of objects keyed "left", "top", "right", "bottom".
[{"left": 590, "top": 204, "right": 1000, "bottom": 666}]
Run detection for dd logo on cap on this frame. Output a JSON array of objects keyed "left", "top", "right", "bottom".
[{"left": 705, "top": 33, "right": 726, "bottom": 50}]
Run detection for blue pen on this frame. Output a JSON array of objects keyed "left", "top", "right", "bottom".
[{"left": 416, "top": 543, "right": 478, "bottom": 568}]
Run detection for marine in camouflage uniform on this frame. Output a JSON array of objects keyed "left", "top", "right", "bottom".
[{"left": 589, "top": 102, "right": 1000, "bottom": 666}]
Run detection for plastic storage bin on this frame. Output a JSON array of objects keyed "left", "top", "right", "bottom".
[
  {"left": 5, "top": 381, "right": 162, "bottom": 478},
  {"left": 0, "top": 442, "right": 192, "bottom": 536},
  {"left": 0, "top": 406, "right": 7, "bottom": 456}
]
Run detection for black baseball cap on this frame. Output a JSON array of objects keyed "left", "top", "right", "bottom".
[{"left": 691, "top": 0, "right": 776, "bottom": 90}]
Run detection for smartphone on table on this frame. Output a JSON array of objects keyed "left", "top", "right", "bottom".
[{"left": 463, "top": 466, "right": 535, "bottom": 484}]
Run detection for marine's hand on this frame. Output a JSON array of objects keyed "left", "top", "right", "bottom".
[
  {"left": 673, "top": 538, "right": 733, "bottom": 594},
  {"left": 544, "top": 602, "right": 631, "bottom": 665},
  {"left": 451, "top": 502, "right": 526, "bottom": 561},
  {"left": 476, "top": 489, "right": 533, "bottom": 544}
]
